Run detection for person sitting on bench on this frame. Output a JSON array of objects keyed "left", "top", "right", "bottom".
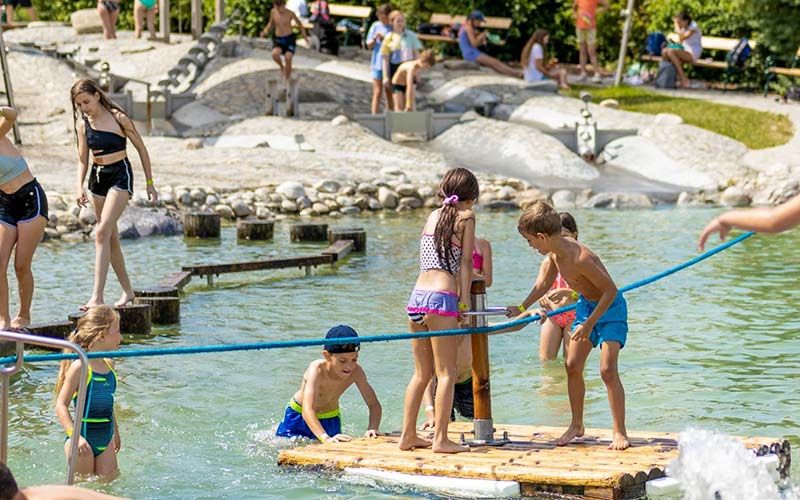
[
  {"left": 660, "top": 11, "right": 702, "bottom": 88},
  {"left": 457, "top": 10, "right": 521, "bottom": 79}
]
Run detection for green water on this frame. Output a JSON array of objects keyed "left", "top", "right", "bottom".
[{"left": 6, "top": 208, "right": 800, "bottom": 498}]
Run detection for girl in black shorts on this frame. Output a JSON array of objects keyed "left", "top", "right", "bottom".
[
  {"left": 72, "top": 79, "right": 158, "bottom": 311},
  {"left": 0, "top": 106, "right": 48, "bottom": 330}
]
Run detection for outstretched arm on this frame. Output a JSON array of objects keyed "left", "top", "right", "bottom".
[
  {"left": 698, "top": 193, "right": 800, "bottom": 250},
  {"left": 0, "top": 106, "right": 17, "bottom": 138},
  {"left": 506, "top": 256, "right": 558, "bottom": 316},
  {"left": 354, "top": 367, "right": 382, "bottom": 437}
]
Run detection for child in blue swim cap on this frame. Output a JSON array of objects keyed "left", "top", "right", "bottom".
[{"left": 276, "top": 325, "right": 382, "bottom": 442}]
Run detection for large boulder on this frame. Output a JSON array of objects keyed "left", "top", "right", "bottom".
[
  {"left": 116, "top": 207, "right": 183, "bottom": 239},
  {"left": 276, "top": 181, "right": 306, "bottom": 199},
  {"left": 71, "top": 9, "right": 103, "bottom": 35},
  {"left": 584, "top": 192, "right": 653, "bottom": 209}
]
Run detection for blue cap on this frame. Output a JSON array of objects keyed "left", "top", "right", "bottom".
[
  {"left": 323, "top": 325, "right": 360, "bottom": 353},
  {"left": 469, "top": 10, "right": 485, "bottom": 21}
]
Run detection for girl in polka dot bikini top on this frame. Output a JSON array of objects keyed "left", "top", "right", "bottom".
[{"left": 400, "top": 167, "right": 478, "bottom": 454}]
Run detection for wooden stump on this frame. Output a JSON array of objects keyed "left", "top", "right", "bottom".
[
  {"left": 26, "top": 321, "right": 75, "bottom": 341},
  {"left": 184, "top": 211, "right": 220, "bottom": 238},
  {"left": 134, "top": 286, "right": 179, "bottom": 298},
  {"left": 133, "top": 286, "right": 180, "bottom": 324},
  {"left": 328, "top": 228, "right": 366, "bottom": 252},
  {"left": 69, "top": 304, "right": 152, "bottom": 335},
  {"left": 290, "top": 223, "right": 328, "bottom": 242},
  {"left": 237, "top": 220, "right": 274, "bottom": 241}
]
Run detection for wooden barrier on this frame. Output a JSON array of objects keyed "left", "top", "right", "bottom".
[
  {"left": 160, "top": 270, "right": 193, "bottom": 290},
  {"left": 290, "top": 223, "right": 328, "bottom": 242},
  {"left": 321, "top": 240, "right": 354, "bottom": 262},
  {"left": 134, "top": 286, "right": 180, "bottom": 324},
  {"left": 184, "top": 211, "right": 220, "bottom": 238},
  {"left": 183, "top": 254, "right": 333, "bottom": 281},
  {"left": 69, "top": 304, "right": 153, "bottom": 335},
  {"left": 26, "top": 321, "right": 75, "bottom": 341},
  {"left": 328, "top": 228, "right": 366, "bottom": 252},
  {"left": 237, "top": 220, "right": 274, "bottom": 241}
]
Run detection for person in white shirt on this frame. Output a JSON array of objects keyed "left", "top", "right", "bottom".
[
  {"left": 286, "top": 0, "right": 309, "bottom": 19},
  {"left": 660, "top": 11, "right": 702, "bottom": 88},
  {"left": 520, "top": 29, "right": 569, "bottom": 89}
]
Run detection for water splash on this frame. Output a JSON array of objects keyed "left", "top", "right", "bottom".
[{"left": 667, "top": 428, "right": 781, "bottom": 500}]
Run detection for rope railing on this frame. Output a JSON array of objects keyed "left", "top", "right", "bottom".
[{"left": 0, "top": 232, "right": 754, "bottom": 366}]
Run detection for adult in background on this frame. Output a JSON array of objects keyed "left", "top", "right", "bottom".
[
  {"left": 97, "top": 0, "right": 121, "bottom": 39},
  {"left": 133, "top": 0, "right": 158, "bottom": 40},
  {"left": 3, "top": 0, "right": 37, "bottom": 23},
  {"left": 0, "top": 106, "right": 48, "bottom": 331},
  {"left": 380, "top": 10, "right": 422, "bottom": 94},
  {"left": 72, "top": 79, "right": 158, "bottom": 310},
  {"left": 660, "top": 11, "right": 702, "bottom": 88},
  {"left": 458, "top": 10, "right": 521, "bottom": 78},
  {"left": 573, "top": 0, "right": 608, "bottom": 82}
]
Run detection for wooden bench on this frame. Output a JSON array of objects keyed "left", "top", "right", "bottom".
[
  {"left": 417, "top": 13, "right": 511, "bottom": 45},
  {"left": 641, "top": 33, "right": 757, "bottom": 70},
  {"left": 301, "top": 4, "right": 372, "bottom": 47},
  {"left": 763, "top": 46, "right": 800, "bottom": 96}
]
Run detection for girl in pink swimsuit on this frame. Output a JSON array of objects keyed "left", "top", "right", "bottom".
[{"left": 471, "top": 237, "right": 492, "bottom": 287}]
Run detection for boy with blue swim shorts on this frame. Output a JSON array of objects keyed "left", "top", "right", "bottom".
[
  {"left": 511, "top": 201, "right": 630, "bottom": 451},
  {"left": 276, "top": 325, "right": 382, "bottom": 442}
]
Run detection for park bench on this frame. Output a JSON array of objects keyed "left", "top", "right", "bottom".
[
  {"left": 763, "top": 45, "right": 800, "bottom": 95},
  {"left": 300, "top": 3, "right": 372, "bottom": 47},
  {"left": 417, "top": 13, "right": 511, "bottom": 45}
]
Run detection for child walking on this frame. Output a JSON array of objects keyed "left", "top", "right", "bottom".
[
  {"left": 513, "top": 202, "right": 629, "bottom": 450},
  {"left": 260, "top": 0, "right": 309, "bottom": 83},
  {"left": 390, "top": 49, "right": 435, "bottom": 112},
  {"left": 507, "top": 212, "right": 578, "bottom": 360},
  {"left": 276, "top": 325, "right": 382, "bottom": 442},
  {"left": 401, "top": 167, "right": 479, "bottom": 454},
  {"left": 55, "top": 306, "right": 122, "bottom": 478},
  {"left": 366, "top": 3, "right": 393, "bottom": 114}
]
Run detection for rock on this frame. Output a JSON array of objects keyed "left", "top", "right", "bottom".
[
  {"left": 61, "top": 231, "right": 87, "bottom": 243},
  {"left": 269, "top": 193, "right": 283, "bottom": 203},
  {"left": 443, "top": 60, "right": 481, "bottom": 71},
  {"left": 336, "top": 195, "right": 355, "bottom": 207},
  {"left": 190, "top": 188, "right": 206, "bottom": 202},
  {"left": 395, "top": 184, "right": 418, "bottom": 197},
  {"left": 213, "top": 204, "right": 235, "bottom": 219},
  {"left": 399, "top": 197, "right": 423, "bottom": 209},
  {"left": 299, "top": 208, "right": 315, "bottom": 217},
  {"left": 185, "top": 138, "right": 204, "bottom": 150},
  {"left": 205, "top": 194, "right": 220, "bottom": 206},
  {"left": 160, "top": 191, "right": 175, "bottom": 205},
  {"left": 496, "top": 186, "right": 516, "bottom": 201},
  {"left": 584, "top": 193, "right": 653, "bottom": 209},
  {"left": 339, "top": 206, "right": 361, "bottom": 215},
  {"left": 178, "top": 191, "right": 192, "bottom": 205},
  {"left": 131, "top": 192, "right": 149, "bottom": 207},
  {"left": 551, "top": 190, "right": 576, "bottom": 209},
  {"left": 59, "top": 212, "right": 82, "bottom": 231},
  {"left": 367, "top": 198, "right": 383, "bottom": 211},
  {"left": 43, "top": 227, "right": 60, "bottom": 241},
  {"left": 116, "top": 206, "right": 182, "bottom": 239},
  {"left": 331, "top": 115, "right": 349, "bottom": 126},
  {"left": 296, "top": 196, "right": 312, "bottom": 209},
  {"left": 78, "top": 206, "right": 96, "bottom": 225},
  {"left": 49, "top": 196, "right": 68, "bottom": 212},
  {"left": 380, "top": 167, "right": 405, "bottom": 177},
  {"left": 312, "top": 202, "right": 330, "bottom": 214},
  {"left": 255, "top": 187, "right": 271, "bottom": 202},
  {"left": 339, "top": 185, "right": 356, "bottom": 196},
  {"left": 654, "top": 113, "right": 683, "bottom": 126},
  {"left": 377, "top": 187, "right": 399, "bottom": 209},
  {"left": 281, "top": 200, "right": 299, "bottom": 213},
  {"left": 498, "top": 178, "right": 529, "bottom": 191},
  {"left": 720, "top": 186, "right": 750, "bottom": 207},
  {"left": 276, "top": 181, "right": 306, "bottom": 199},
  {"left": 70, "top": 8, "right": 103, "bottom": 35},
  {"left": 752, "top": 180, "right": 799, "bottom": 206},
  {"left": 676, "top": 191, "right": 710, "bottom": 207},
  {"left": 424, "top": 197, "right": 439, "bottom": 208},
  {"left": 483, "top": 200, "right": 519, "bottom": 211},
  {"left": 356, "top": 182, "right": 378, "bottom": 194},
  {"left": 599, "top": 98, "right": 619, "bottom": 109},
  {"left": 256, "top": 206, "right": 273, "bottom": 219},
  {"left": 231, "top": 201, "right": 253, "bottom": 217},
  {"left": 515, "top": 188, "right": 550, "bottom": 210},
  {"left": 314, "top": 180, "right": 341, "bottom": 193},
  {"left": 323, "top": 199, "right": 340, "bottom": 210},
  {"left": 47, "top": 213, "right": 58, "bottom": 227},
  {"left": 417, "top": 185, "right": 436, "bottom": 198}
]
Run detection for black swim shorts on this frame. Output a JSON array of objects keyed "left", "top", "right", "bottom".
[
  {"left": 0, "top": 178, "right": 49, "bottom": 227},
  {"left": 392, "top": 83, "right": 407, "bottom": 93},
  {"left": 4, "top": 0, "right": 33, "bottom": 8},
  {"left": 432, "top": 377, "right": 475, "bottom": 421},
  {"left": 88, "top": 158, "right": 133, "bottom": 198},
  {"left": 273, "top": 34, "right": 297, "bottom": 55}
]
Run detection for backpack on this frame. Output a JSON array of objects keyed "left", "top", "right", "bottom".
[
  {"left": 726, "top": 38, "right": 751, "bottom": 68},
  {"left": 646, "top": 32, "right": 667, "bottom": 56},
  {"left": 654, "top": 60, "right": 677, "bottom": 88}
]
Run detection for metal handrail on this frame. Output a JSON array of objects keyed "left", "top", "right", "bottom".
[{"left": 0, "top": 331, "right": 90, "bottom": 485}]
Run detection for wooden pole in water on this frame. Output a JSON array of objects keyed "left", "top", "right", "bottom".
[
  {"left": 290, "top": 223, "right": 328, "bottom": 242},
  {"left": 328, "top": 228, "right": 367, "bottom": 252},
  {"left": 184, "top": 211, "right": 221, "bottom": 238},
  {"left": 469, "top": 279, "right": 493, "bottom": 441}
]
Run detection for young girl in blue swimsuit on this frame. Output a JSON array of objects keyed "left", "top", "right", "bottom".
[
  {"left": 55, "top": 305, "right": 122, "bottom": 479},
  {"left": 400, "top": 167, "right": 478, "bottom": 454}
]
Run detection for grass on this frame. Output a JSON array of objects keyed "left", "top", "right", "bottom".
[{"left": 564, "top": 86, "right": 794, "bottom": 150}]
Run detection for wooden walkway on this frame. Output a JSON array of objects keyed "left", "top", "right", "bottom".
[{"left": 278, "top": 422, "right": 785, "bottom": 499}]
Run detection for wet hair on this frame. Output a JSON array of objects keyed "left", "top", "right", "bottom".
[
  {"left": 419, "top": 49, "right": 436, "bottom": 66},
  {"left": 70, "top": 78, "right": 132, "bottom": 144},
  {"left": 521, "top": 29, "right": 549, "bottom": 68},
  {"left": 518, "top": 201, "right": 561, "bottom": 236},
  {"left": 675, "top": 11, "right": 692, "bottom": 23},
  {"left": 0, "top": 462, "right": 19, "bottom": 500},
  {"left": 55, "top": 305, "right": 120, "bottom": 397},
  {"left": 435, "top": 168, "right": 479, "bottom": 273},
  {"left": 377, "top": 3, "right": 392, "bottom": 17},
  {"left": 559, "top": 212, "right": 578, "bottom": 237}
]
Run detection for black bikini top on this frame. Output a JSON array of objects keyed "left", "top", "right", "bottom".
[{"left": 84, "top": 116, "right": 127, "bottom": 156}]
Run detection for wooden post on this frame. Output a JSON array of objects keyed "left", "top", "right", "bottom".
[
  {"left": 26, "top": 321, "right": 75, "bottom": 342},
  {"left": 184, "top": 211, "right": 220, "bottom": 238},
  {"left": 69, "top": 305, "right": 153, "bottom": 335},
  {"left": 237, "top": 220, "right": 274, "bottom": 241},
  {"left": 190, "top": 0, "right": 203, "bottom": 39},
  {"left": 290, "top": 223, "right": 328, "bottom": 242},
  {"left": 469, "top": 279, "right": 493, "bottom": 441},
  {"left": 328, "top": 228, "right": 366, "bottom": 252},
  {"left": 215, "top": 0, "right": 225, "bottom": 24},
  {"left": 159, "top": 0, "right": 171, "bottom": 43},
  {"left": 134, "top": 287, "right": 180, "bottom": 324}
]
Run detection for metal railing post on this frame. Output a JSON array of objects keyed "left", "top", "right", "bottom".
[{"left": 0, "top": 331, "right": 90, "bottom": 485}]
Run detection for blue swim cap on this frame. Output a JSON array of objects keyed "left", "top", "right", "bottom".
[{"left": 323, "top": 325, "right": 360, "bottom": 353}]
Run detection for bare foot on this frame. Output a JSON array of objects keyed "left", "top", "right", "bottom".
[
  {"left": 398, "top": 434, "right": 432, "bottom": 451},
  {"left": 10, "top": 316, "right": 30, "bottom": 329},
  {"left": 80, "top": 299, "right": 104, "bottom": 312},
  {"left": 432, "top": 439, "right": 469, "bottom": 454},
  {"left": 555, "top": 423, "right": 585, "bottom": 446},
  {"left": 114, "top": 291, "right": 136, "bottom": 308},
  {"left": 608, "top": 432, "right": 630, "bottom": 450}
]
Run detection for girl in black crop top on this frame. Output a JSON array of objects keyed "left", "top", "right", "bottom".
[{"left": 72, "top": 78, "right": 158, "bottom": 311}]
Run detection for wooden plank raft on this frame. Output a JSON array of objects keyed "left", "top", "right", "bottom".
[
  {"left": 278, "top": 422, "right": 785, "bottom": 499},
  {"left": 182, "top": 254, "right": 334, "bottom": 277}
]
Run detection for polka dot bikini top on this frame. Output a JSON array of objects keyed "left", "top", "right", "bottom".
[{"left": 419, "top": 233, "right": 463, "bottom": 275}]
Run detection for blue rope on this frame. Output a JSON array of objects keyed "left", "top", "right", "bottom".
[{"left": 0, "top": 232, "right": 754, "bottom": 365}]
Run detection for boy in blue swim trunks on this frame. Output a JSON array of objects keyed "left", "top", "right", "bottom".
[
  {"left": 512, "top": 201, "right": 630, "bottom": 450},
  {"left": 260, "top": 0, "right": 308, "bottom": 83},
  {"left": 276, "top": 325, "right": 382, "bottom": 442}
]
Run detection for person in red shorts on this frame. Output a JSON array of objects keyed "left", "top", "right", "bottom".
[{"left": 573, "top": 0, "right": 608, "bottom": 82}]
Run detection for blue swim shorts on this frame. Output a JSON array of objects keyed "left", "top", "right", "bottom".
[
  {"left": 572, "top": 293, "right": 628, "bottom": 349},
  {"left": 276, "top": 399, "right": 342, "bottom": 440},
  {"left": 371, "top": 69, "right": 383, "bottom": 81}
]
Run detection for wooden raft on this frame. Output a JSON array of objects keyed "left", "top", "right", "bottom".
[{"left": 278, "top": 422, "right": 782, "bottom": 499}]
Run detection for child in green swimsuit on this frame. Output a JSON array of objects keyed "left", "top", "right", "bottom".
[{"left": 55, "top": 305, "right": 122, "bottom": 479}]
